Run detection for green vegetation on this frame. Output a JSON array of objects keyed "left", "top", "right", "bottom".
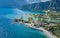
[
  {"left": 43, "top": 24, "right": 60, "bottom": 38},
  {"left": 46, "top": 11, "right": 60, "bottom": 18},
  {"left": 14, "top": 11, "right": 60, "bottom": 38},
  {"left": 14, "top": 16, "right": 24, "bottom": 22}
]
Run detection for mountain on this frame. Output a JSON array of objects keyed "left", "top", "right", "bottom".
[
  {"left": 20, "top": 1, "right": 51, "bottom": 11},
  {"left": 20, "top": 0, "right": 60, "bottom": 11}
]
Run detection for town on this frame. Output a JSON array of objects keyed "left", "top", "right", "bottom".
[{"left": 14, "top": 10, "right": 60, "bottom": 38}]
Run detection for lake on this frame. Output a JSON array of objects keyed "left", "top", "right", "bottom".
[{"left": 0, "top": 8, "right": 49, "bottom": 38}]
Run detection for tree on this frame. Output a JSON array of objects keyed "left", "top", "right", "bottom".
[{"left": 14, "top": 18, "right": 18, "bottom": 22}]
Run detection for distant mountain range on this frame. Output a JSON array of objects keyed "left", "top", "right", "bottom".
[
  {"left": 20, "top": 1, "right": 51, "bottom": 11},
  {"left": 0, "top": 0, "right": 60, "bottom": 11},
  {"left": 20, "top": 1, "right": 60, "bottom": 11}
]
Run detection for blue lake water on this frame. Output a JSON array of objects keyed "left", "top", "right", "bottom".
[{"left": 0, "top": 8, "right": 49, "bottom": 38}]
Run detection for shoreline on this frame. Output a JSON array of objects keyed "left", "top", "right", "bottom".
[{"left": 24, "top": 23, "right": 57, "bottom": 38}]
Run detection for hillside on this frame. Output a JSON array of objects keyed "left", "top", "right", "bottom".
[{"left": 20, "top": 0, "right": 60, "bottom": 11}]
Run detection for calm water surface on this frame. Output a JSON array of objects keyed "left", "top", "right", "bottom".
[{"left": 0, "top": 8, "right": 49, "bottom": 38}]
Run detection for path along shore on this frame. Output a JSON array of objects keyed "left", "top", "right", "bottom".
[{"left": 24, "top": 23, "right": 57, "bottom": 38}]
